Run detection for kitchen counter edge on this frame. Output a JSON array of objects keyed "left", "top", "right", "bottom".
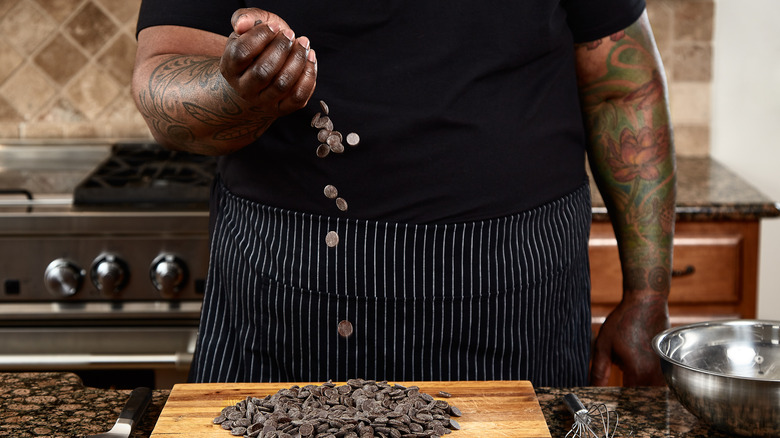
[
  {"left": 0, "top": 372, "right": 736, "bottom": 438},
  {"left": 590, "top": 156, "right": 780, "bottom": 222}
]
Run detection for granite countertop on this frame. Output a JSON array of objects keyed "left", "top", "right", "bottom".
[
  {"left": 0, "top": 143, "right": 777, "bottom": 223},
  {"left": 0, "top": 372, "right": 738, "bottom": 438},
  {"left": 590, "top": 156, "right": 780, "bottom": 222},
  {"left": 0, "top": 373, "right": 166, "bottom": 438}
]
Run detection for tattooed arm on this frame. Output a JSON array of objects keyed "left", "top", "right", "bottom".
[
  {"left": 575, "top": 11, "right": 676, "bottom": 386},
  {"left": 132, "top": 9, "right": 317, "bottom": 155}
]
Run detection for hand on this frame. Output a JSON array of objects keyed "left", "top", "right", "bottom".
[
  {"left": 590, "top": 294, "right": 669, "bottom": 386},
  {"left": 221, "top": 8, "right": 317, "bottom": 117}
]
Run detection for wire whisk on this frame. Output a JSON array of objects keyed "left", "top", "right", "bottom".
[{"left": 563, "top": 393, "right": 632, "bottom": 438}]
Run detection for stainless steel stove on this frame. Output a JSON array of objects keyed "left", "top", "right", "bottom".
[{"left": 0, "top": 140, "right": 214, "bottom": 388}]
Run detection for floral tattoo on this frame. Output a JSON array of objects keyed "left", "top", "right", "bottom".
[{"left": 576, "top": 22, "right": 676, "bottom": 298}]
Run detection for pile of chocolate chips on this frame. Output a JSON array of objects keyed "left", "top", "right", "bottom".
[{"left": 214, "top": 379, "right": 462, "bottom": 437}]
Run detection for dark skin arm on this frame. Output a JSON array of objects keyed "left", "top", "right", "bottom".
[
  {"left": 132, "top": 9, "right": 317, "bottom": 155},
  {"left": 575, "top": 10, "right": 676, "bottom": 386}
]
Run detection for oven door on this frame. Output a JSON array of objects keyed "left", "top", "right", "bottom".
[{"left": 0, "top": 302, "right": 200, "bottom": 389}]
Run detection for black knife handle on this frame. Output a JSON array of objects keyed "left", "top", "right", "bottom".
[{"left": 118, "top": 387, "right": 153, "bottom": 429}]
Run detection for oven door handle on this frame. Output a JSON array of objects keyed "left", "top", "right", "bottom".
[{"left": 0, "top": 352, "right": 193, "bottom": 370}]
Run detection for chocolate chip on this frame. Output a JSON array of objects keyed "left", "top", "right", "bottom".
[
  {"left": 317, "top": 128, "right": 331, "bottom": 143},
  {"left": 323, "top": 185, "right": 338, "bottom": 199},
  {"left": 325, "top": 231, "right": 339, "bottom": 248},
  {"left": 337, "top": 320, "right": 354, "bottom": 338},
  {"left": 215, "top": 380, "right": 461, "bottom": 438},
  {"left": 316, "top": 144, "right": 331, "bottom": 158},
  {"left": 346, "top": 132, "right": 360, "bottom": 146},
  {"left": 310, "top": 112, "right": 321, "bottom": 128}
]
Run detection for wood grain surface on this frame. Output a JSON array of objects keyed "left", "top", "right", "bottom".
[{"left": 151, "top": 381, "right": 551, "bottom": 437}]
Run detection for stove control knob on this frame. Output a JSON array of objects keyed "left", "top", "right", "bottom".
[
  {"left": 90, "top": 254, "right": 129, "bottom": 296},
  {"left": 150, "top": 254, "right": 188, "bottom": 298},
  {"left": 44, "top": 259, "right": 85, "bottom": 298}
]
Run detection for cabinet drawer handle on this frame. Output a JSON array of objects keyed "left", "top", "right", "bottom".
[{"left": 672, "top": 265, "right": 696, "bottom": 277}]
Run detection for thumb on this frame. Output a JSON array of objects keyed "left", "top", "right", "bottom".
[{"left": 231, "top": 8, "right": 289, "bottom": 35}]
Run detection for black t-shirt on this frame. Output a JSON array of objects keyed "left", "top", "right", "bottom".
[{"left": 137, "top": 0, "right": 645, "bottom": 224}]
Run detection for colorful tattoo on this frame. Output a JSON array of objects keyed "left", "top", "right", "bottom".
[{"left": 576, "top": 18, "right": 676, "bottom": 298}]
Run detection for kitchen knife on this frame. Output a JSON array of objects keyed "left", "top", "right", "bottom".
[{"left": 87, "top": 386, "right": 152, "bottom": 438}]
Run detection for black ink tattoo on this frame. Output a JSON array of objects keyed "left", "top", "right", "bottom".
[
  {"left": 137, "top": 55, "right": 273, "bottom": 147},
  {"left": 183, "top": 102, "right": 273, "bottom": 141}
]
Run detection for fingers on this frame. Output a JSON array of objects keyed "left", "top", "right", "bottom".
[
  {"left": 589, "top": 359, "right": 611, "bottom": 386},
  {"left": 221, "top": 21, "right": 317, "bottom": 113},
  {"left": 265, "top": 38, "right": 316, "bottom": 113},
  {"left": 223, "top": 24, "right": 293, "bottom": 97},
  {"left": 589, "top": 342, "right": 612, "bottom": 386},
  {"left": 621, "top": 351, "right": 666, "bottom": 386},
  {"left": 222, "top": 22, "right": 281, "bottom": 82},
  {"left": 279, "top": 48, "right": 317, "bottom": 114},
  {"left": 245, "top": 29, "right": 303, "bottom": 99}
]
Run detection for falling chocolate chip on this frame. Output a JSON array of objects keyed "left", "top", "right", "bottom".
[
  {"left": 310, "top": 112, "right": 321, "bottom": 128},
  {"left": 327, "top": 131, "right": 343, "bottom": 147},
  {"left": 346, "top": 132, "right": 360, "bottom": 146},
  {"left": 323, "top": 184, "right": 338, "bottom": 199},
  {"left": 337, "top": 320, "right": 354, "bottom": 337},
  {"left": 326, "top": 231, "right": 339, "bottom": 248},
  {"left": 317, "top": 128, "right": 331, "bottom": 143},
  {"left": 313, "top": 115, "right": 331, "bottom": 130},
  {"left": 316, "top": 144, "right": 330, "bottom": 158}
]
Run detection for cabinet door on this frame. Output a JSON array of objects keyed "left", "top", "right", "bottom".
[
  {"left": 589, "top": 221, "right": 758, "bottom": 324},
  {"left": 590, "top": 232, "right": 741, "bottom": 305},
  {"left": 588, "top": 221, "right": 759, "bottom": 385}
]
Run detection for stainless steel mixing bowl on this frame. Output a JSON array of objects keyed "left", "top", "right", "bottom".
[{"left": 653, "top": 319, "right": 780, "bottom": 437}]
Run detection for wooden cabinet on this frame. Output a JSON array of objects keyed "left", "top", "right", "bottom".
[{"left": 588, "top": 220, "right": 760, "bottom": 385}]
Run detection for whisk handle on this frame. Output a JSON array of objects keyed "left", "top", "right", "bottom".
[{"left": 563, "top": 393, "right": 588, "bottom": 416}]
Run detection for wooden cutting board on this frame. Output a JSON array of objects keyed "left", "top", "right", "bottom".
[{"left": 151, "top": 381, "right": 550, "bottom": 437}]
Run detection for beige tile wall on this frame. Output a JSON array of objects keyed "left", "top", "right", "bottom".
[
  {"left": 0, "top": 0, "right": 713, "bottom": 155},
  {"left": 648, "top": 0, "right": 714, "bottom": 156},
  {"left": 0, "top": 0, "right": 147, "bottom": 139}
]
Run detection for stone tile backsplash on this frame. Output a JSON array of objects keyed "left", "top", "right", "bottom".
[
  {"left": 0, "top": 0, "right": 146, "bottom": 139},
  {"left": 0, "top": 0, "right": 713, "bottom": 155}
]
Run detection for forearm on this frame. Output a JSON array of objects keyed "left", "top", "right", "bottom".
[
  {"left": 578, "top": 12, "right": 675, "bottom": 385},
  {"left": 588, "top": 110, "right": 676, "bottom": 304},
  {"left": 576, "top": 13, "right": 676, "bottom": 304},
  {"left": 133, "top": 54, "right": 273, "bottom": 155}
]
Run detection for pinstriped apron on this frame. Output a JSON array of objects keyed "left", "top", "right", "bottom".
[{"left": 189, "top": 180, "right": 592, "bottom": 386}]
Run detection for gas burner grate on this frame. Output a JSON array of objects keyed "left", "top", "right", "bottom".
[{"left": 73, "top": 142, "right": 217, "bottom": 208}]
